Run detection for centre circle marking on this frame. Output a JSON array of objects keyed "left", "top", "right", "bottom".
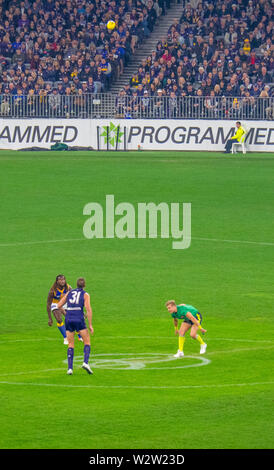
[{"left": 64, "top": 353, "right": 211, "bottom": 370}]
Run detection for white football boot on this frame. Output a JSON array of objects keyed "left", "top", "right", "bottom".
[
  {"left": 200, "top": 343, "right": 207, "bottom": 354},
  {"left": 174, "top": 350, "right": 184, "bottom": 358},
  {"left": 82, "top": 363, "right": 93, "bottom": 375}
]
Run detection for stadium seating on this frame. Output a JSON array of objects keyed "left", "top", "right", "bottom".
[
  {"left": 0, "top": 0, "right": 166, "bottom": 97},
  {"left": 126, "top": 0, "right": 273, "bottom": 118},
  {"left": 0, "top": 0, "right": 272, "bottom": 119}
]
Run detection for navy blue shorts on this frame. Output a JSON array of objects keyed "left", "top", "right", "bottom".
[
  {"left": 183, "top": 312, "right": 202, "bottom": 325},
  {"left": 65, "top": 318, "right": 87, "bottom": 332}
]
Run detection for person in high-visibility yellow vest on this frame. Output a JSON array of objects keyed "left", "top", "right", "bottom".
[{"left": 224, "top": 121, "right": 246, "bottom": 153}]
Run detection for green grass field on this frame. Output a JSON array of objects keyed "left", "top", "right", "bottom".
[{"left": 0, "top": 150, "right": 273, "bottom": 450}]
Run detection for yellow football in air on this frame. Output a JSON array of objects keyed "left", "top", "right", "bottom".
[{"left": 107, "top": 20, "right": 116, "bottom": 30}]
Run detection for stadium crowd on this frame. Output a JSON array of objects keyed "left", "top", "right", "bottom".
[
  {"left": 123, "top": 0, "right": 273, "bottom": 118},
  {"left": 0, "top": 0, "right": 273, "bottom": 119},
  {"left": 0, "top": 0, "right": 173, "bottom": 115}
]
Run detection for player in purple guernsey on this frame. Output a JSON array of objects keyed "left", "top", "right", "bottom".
[{"left": 57, "top": 277, "right": 94, "bottom": 375}]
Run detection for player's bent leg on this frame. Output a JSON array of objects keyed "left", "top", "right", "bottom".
[
  {"left": 53, "top": 308, "right": 67, "bottom": 343},
  {"left": 53, "top": 308, "right": 63, "bottom": 323},
  {"left": 76, "top": 331, "right": 83, "bottom": 341},
  {"left": 79, "top": 328, "right": 90, "bottom": 345},
  {"left": 66, "top": 330, "right": 75, "bottom": 374},
  {"left": 66, "top": 330, "right": 75, "bottom": 348},
  {"left": 179, "top": 322, "right": 191, "bottom": 337},
  {"left": 190, "top": 325, "right": 207, "bottom": 354},
  {"left": 174, "top": 322, "right": 191, "bottom": 358},
  {"left": 190, "top": 324, "right": 199, "bottom": 339},
  {"left": 79, "top": 329, "right": 93, "bottom": 375}
]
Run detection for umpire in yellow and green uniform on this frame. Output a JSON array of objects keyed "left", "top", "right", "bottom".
[{"left": 224, "top": 121, "right": 246, "bottom": 153}]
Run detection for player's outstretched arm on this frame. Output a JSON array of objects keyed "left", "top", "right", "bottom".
[{"left": 173, "top": 318, "right": 179, "bottom": 335}]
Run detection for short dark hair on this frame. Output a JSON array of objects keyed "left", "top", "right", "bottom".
[
  {"left": 77, "top": 277, "right": 86, "bottom": 288},
  {"left": 236, "top": 121, "right": 241, "bottom": 125}
]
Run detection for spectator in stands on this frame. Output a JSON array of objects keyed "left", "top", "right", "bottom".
[
  {"left": 259, "top": 65, "right": 272, "bottom": 83},
  {"left": 140, "top": 89, "right": 152, "bottom": 118},
  {"left": 0, "top": 0, "right": 272, "bottom": 121},
  {"left": 153, "top": 88, "right": 166, "bottom": 117},
  {"left": 204, "top": 90, "right": 218, "bottom": 118},
  {"left": 257, "top": 88, "right": 269, "bottom": 118},
  {"left": 129, "top": 0, "right": 273, "bottom": 116},
  {"left": 0, "top": 87, "right": 11, "bottom": 115},
  {"left": 265, "top": 100, "right": 274, "bottom": 120},
  {"left": 167, "top": 90, "right": 178, "bottom": 117},
  {"left": 130, "top": 89, "right": 141, "bottom": 117},
  {"left": 13, "top": 88, "right": 26, "bottom": 117},
  {"left": 27, "top": 89, "right": 36, "bottom": 116},
  {"left": 116, "top": 88, "right": 129, "bottom": 117},
  {"left": 49, "top": 88, "right": 61, "bottom": 117},
  {"left": 0, "top": 0, "right": 165, "bottom": 97}
]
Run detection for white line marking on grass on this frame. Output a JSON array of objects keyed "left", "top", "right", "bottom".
[
  {"left": 206, "top": 345, "right": 274, "bottom": 356},
  {"left": 104, "top": 337, "right": 274, "bottom": 343},
  {"left": 0, "top": 381, "right": 273, "bottom": 390},
  {"left": 0, "top": 355, "right": 210, "bottom": 376},
  {"left": 1, "top": 337, "right": 273, "bottom": 345},
  {"left": 0, "top": 338, "right": 57, "bottom": 344},
  {"left": 0, "top": 368, "right": 65, "bottom": 377},
  {"left": 0, "top": 238, "right": 84, "bottom": 247},
  {"left": 207, "top": 338, "right": 274, "bottom": 343},
  {"left": 192, "top": 237, "right": 274, "bottom": 246},
  {"left": 1, "top": 344, "right": 273, "bottom": 378},
  {"left": 71, "top": 353, "right": 210, "bottom": 370},
  {"left": 0, "top": 236, "right": 273, "bottom": 248}
]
